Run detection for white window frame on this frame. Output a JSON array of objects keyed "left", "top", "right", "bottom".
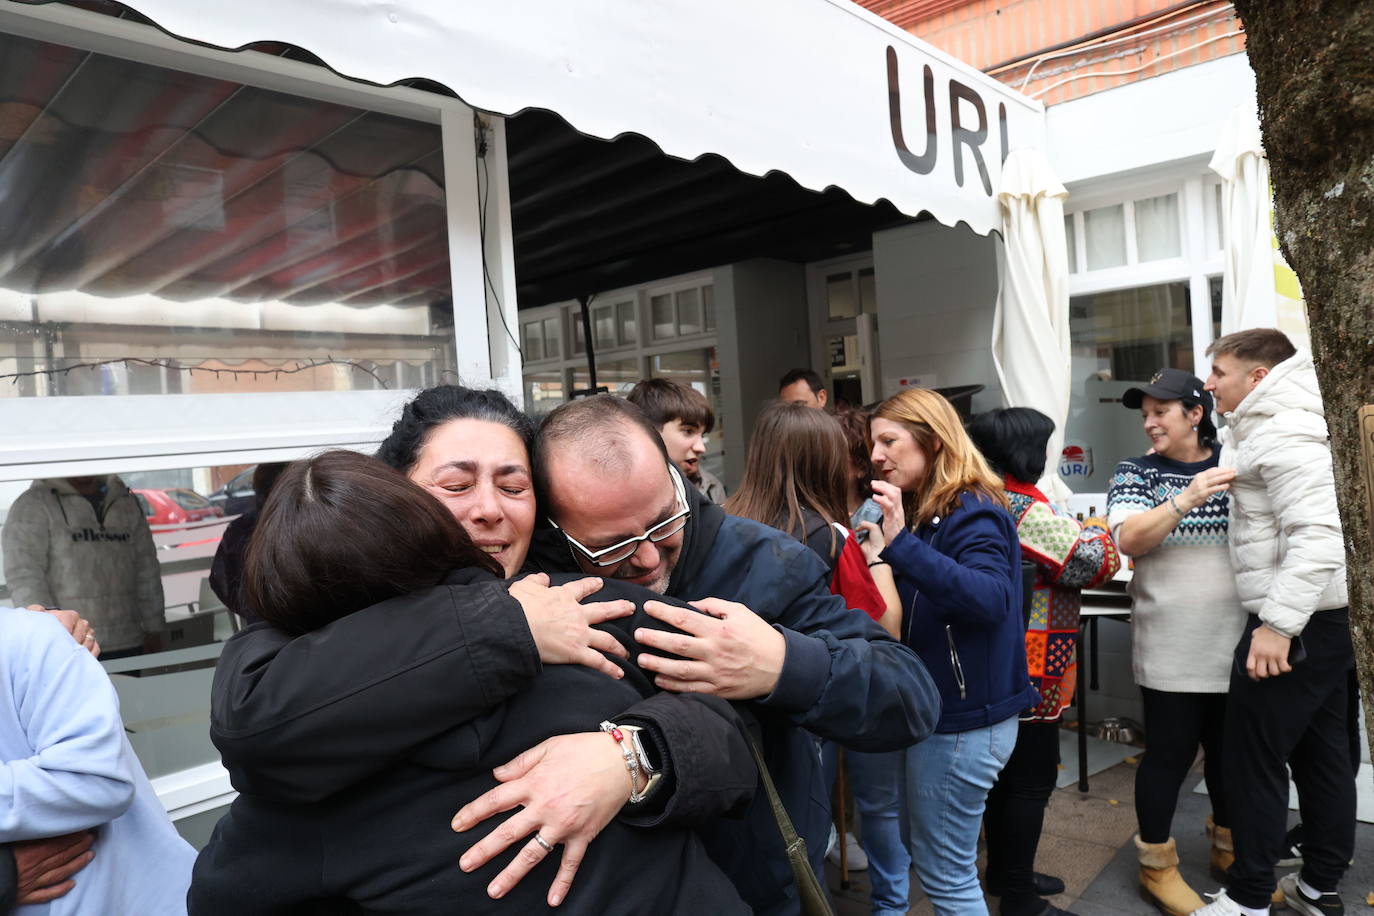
[
  {"left": 646, "top": 276, "right": 717, "bottom": 345},
  {"left": 1065, "top": 169, "right": 1226, "bottom": 380},
  {"left": 0, "top": 2, "right": 521, "bottom": 480},
  {"left": 519, "top": 271, "right": 717, "bottom": 407}
]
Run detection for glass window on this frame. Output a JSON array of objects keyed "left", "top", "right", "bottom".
[
  {"left": 1064, "top": 214, "right": 1078, "bottom": 273},
  {"left": 541, "top": 317, "right": 562, "bottom": 361},
  {"left": 524, "top": 370, "right": 565, "bottom": 417},
  {"left": 677, "top": 288, "right": 702, "bottom": 335},
  {"left": 0, "top": 32, "right": 453, "bottom": 401},
  {"left": 521, "top": 321, "right": 544, "bottom": 362},
  {"left": 1210, "top": 275, "right": 1223, "bottom": 338},
  {"left": 702, "top": 284, "right": 716, "bottom": 331},
  {"left": 826, "top": 272, "right": 856, "bottom": 319},
  {"left": 651, "top": 294, "right": 675, "bottom": 339},
  {"left": 1134, "top": 194, "right": 1182, "bottom": 262},
  {"left": 573, "top": 358, "right": 639, "bottom": 396},
  {"left": 168, "top": 489, "right": 212, "bottom": 511},
  {"left": 858, "top": 268, "right": 877, "bottom": 314},
  {"left": 616, "top": 300, "right": 637, "bottom": 345},
  {"left": 572, "top": 317, "right": 585, "bottom": 355},
  {"left": 593, "top": 305, "right": 616, "bottom": 350},
  {"left": 1060, "top": 282, "right": 1194, "bottom": 493},
  {"left": 1083, "top": 205, "right": 1127, "bottom": 270},
  {"left": 1208, "top": 183, "right": 1225, "bottom": 251}
]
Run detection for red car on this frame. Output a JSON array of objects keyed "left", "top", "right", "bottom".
[{"left": 132, "top": 488, "right": 226, "bottom": 526}]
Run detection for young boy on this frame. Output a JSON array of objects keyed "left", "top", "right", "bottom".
[{"left": 626, "top": 379, "right": 726, "bottom": 503}]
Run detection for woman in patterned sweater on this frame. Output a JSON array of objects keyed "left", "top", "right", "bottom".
[
  {"left": 1105, "top": 368, "right": 1247, "bottom": 916},
  {"left": 968, "top": 408, "right": 1120, "bottom": 916}
]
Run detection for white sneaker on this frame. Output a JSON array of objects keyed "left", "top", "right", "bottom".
[
  {"left": 1278, "top": 874, "right": 1344, "bottom": 916},
  {"left": 824, "top": 830, "right": 868, "bottom": 871},
  {"left": 1190, "top": 890, "right": 1249, "bottom": 916}
]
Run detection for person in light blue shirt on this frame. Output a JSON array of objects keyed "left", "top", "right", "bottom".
[{"left": 0, "top": 605, "right": 195, "bottom": 914}]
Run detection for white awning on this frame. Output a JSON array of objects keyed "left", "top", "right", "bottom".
[{"left": 84, "top": 0, "right": 1043, "bottom": 237}]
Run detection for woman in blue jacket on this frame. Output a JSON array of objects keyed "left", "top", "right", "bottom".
[{"left": 870, "top": 388, "right": 1037, "bottom": 916}]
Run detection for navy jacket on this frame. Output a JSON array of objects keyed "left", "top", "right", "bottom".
[
  {"left": 528, "top": 485, "right": 941, "bottom": 914},
  {"left": 881, "top": 491, "right": 1038, "bottom": 733}
]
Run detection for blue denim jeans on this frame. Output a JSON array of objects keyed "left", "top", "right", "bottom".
[
  {"left": 822, "top": 743, "right": 910, "bottom": 916},
  {"left": 904, "top": 716, "right": 1019, "bottom": 916}
]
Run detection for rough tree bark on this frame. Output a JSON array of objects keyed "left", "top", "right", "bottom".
[{"left": 1231, "top": 0, "right": 1374, "bottom": 766}]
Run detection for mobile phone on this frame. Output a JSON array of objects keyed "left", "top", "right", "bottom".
[
  {"left": 1288, "top": 635, "right": 1308, "bottom": 666},
  {"left": 851, "top": 498, "right": 883, "bottom": 531}
]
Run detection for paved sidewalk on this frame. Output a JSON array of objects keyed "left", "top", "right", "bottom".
[{"left": 829, "top": 757, "right": 1374, "bottom": 915}]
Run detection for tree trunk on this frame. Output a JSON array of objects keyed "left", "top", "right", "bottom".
[{"left": 1231, "top": 0, "right": 1374, "bottom": 766}]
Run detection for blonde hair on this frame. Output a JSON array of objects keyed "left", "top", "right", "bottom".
[{"left": 871, "top": 388, "right": 1007, "bottom": 528}]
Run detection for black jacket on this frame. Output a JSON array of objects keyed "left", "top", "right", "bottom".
[{"left": 190, "top": 570, "right": 755, "bottom": 915}]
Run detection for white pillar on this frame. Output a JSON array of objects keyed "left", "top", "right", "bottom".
[
  {"left": 478, "top": 115, "right": 524, "bottom": 405},
  {"left": 440, "top": 108, "right": 523, "bottom": 400}
]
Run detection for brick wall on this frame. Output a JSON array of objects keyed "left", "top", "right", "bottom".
[{"left": 855, "top": 0, "right": 1246, "bottom": 106}]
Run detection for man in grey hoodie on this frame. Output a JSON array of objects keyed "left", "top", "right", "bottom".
[
  {"left": 1190, "top": 329, "right": 1355, "bottom": 916},
  {"left": 2, "top": 476, "right": 164, "bottom": 658}
]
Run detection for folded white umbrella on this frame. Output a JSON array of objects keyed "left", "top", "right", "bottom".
[
  {"left": 991, "top": 148, "right": 1073, "bottom": 503},
  {"left": 1209, "top": 103, "right": 1309, "bottom": 347}
]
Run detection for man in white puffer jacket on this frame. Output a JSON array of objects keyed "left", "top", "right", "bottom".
[{"left": 1190, "top": 330, "right": 1355, "bottom": 916}]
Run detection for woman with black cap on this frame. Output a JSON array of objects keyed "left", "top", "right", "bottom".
[{"left": 1104, "top": 368, "right": 1247, "bottom": 916}]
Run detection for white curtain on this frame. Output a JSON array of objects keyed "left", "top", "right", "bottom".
[
  {"left": 1133, "top": 194, "right": 1182, "bottom": 262},
  {"left": 991, "top": 148, "right": 1073, "bottom": 503},
  {"left": 1209, "top": 103, "right": 1309, "bottom": 346}
]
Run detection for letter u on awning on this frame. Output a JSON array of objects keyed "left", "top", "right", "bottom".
[{"left": 83, "top": 0, "right": 1044, "bottom": 237}]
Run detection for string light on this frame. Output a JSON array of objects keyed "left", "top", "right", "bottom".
[{"left": 0, "top": 355, "right": 392, "bottom": 388}]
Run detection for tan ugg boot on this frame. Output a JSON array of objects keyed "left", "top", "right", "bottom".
[
  {"left": 1136, "top": 835, "right": 1205, "bottom": 916},
  {"left": 1206, "top": 815, "right": 1235, "bottom": 881}
]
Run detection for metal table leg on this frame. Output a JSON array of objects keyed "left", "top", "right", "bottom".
[{"left": 1077, "top": 618, "right": 1089, "bottom": 792}]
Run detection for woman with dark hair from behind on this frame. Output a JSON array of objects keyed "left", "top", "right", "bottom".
[
  {"left": 1104, "top": 370, "right": 1247, "bottom": 915},
  {"left": 967, "top": 407, "right": 1120, "bottom": 916},
  {"left": 189, "top": 450, "right": 753, "bottom": 915},
  {"left": 724, "top": 401, "right": 909, "bottom": 916}
]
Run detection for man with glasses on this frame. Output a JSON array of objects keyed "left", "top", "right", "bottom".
[
  {"left": 528, "top": 394, "right": 939, "bottom": 915},
  {"left": 546, "top": 451, "right": 691, "bottom": 596}
]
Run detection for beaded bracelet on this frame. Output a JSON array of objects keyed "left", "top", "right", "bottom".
[{"left": 599, "top": 720, "right": 647, "bottom": 803}]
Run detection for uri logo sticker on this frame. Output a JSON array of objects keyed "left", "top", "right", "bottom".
[{"left": 1059, "top": 444, "right": 1093, "bottom": 478}]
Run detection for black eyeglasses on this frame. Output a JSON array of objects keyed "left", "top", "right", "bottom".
[{"left": 548, "top": 465, "right": 691, "bottom": 567}]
